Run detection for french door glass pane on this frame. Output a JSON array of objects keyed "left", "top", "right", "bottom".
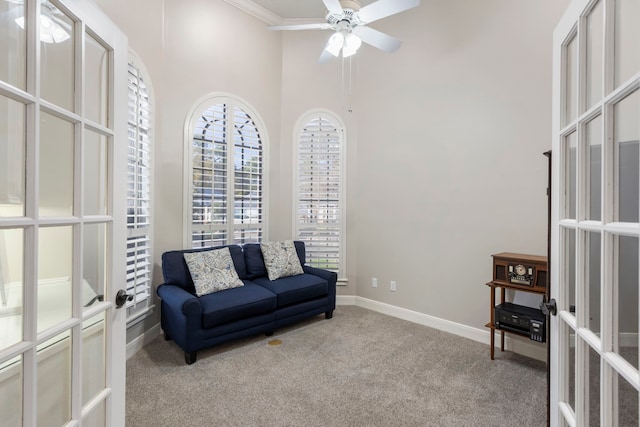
[
  {"left": 617, "top": 370, "right": 639, "bottom": 424},
  {"left": 0, "top": 355, "right": 22, "bottom": 427},
  {"left": 83, "top": 399, "right": 106, "bottom": 427},
  {"left": 40, "top": 111, "right": 74, "bottom": 217},
  {"left": 0, "top": 228, "right": 23, "bottom": 350},
  {"left": 85, "top": 32, "right": 109, "bottom": 127},
  {"left": 38, "top": 226, "right": 72, "bottom": 333},
  {"left": 83, "top": 223, "right": 106, "bottom": 311},
  {"left": 567, "top": 323, "right": 576, "bottom": 412},
  {"left": 565, "top": 35, "right": 578, "bottom": 125},
  {"left": 83, "top": 129, "right": 108, "bottom": 215},
  {"left": 588, "top": 346, "right": 601, "bottom": 425},
  {"left": 567, "top": 227, "right": 577, "bottom": 313},
  {"left": 586, "top": 0, "right": 603, "bottom": 110},
  {"left": 587, "top": 231, "right": 601, "bottom": 333},
  {"left": 0, "top": 0, "right": 26, "bottom": 90},
  {"left": 565, "top": 132, "right": 577, "bottom": 219},
  {"left": 0, "top": 95, "right": 26, "bottom": 217},
  {"left": 586, "top": 115, "right": 602, "bottom": 221},
  {"left": 37, "top": 331, "right": 71, "bottom": 426},
  {"left": 82, "top": 314, "right": 105, "bottom": 406},
  {"left": 614, "top": 0, "right": 640, "bottom": 89},
  {"left": 617, "top": 235, "right": 638, "bottom": 369},
  {"left": 614, "top": 90, "right": 640, "bottom": 223},
  {"left": 40, "top": 2, "right": 75, "bottom": 112}
]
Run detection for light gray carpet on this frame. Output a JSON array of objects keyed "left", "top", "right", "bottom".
[{"left": 126, "top": 306, "right": 547, "bottom": 426}]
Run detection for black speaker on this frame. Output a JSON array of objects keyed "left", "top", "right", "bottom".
[{"left": 536, "top": 270, "right": 547, "bottom": 288}]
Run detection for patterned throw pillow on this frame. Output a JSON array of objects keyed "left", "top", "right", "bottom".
[
  {"left": 183, "top": 247, "right": 244, "bottom": 296},
  {"left": 260, "top": 240, "right": 304, "bottom": 281}
]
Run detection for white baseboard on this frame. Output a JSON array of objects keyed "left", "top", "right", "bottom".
[
  {"left": 126, "top": 297, "right": 635, "bottom": 362},
  {"left": 336, "top": 295, "right": 356, "bottom": 305},
  {"left": 127, "top": 323, "right": 162, "bottom": 360},
  {"left": 338, "top": 295, "right": 547, "bottom": 361},
  {"left": 620, "top": 332, "right": 639, "bottom": 347}
]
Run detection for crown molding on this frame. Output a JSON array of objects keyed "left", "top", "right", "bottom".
[{"left": 224, "top": 0, "right": 284, "bottom": 25}]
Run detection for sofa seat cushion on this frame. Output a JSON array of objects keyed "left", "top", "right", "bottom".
[
  {"left": 200, "top": 283, "right": 277, "bottom": 329},
  {"left": 253, "top": 274, "right": 328, "bottom": 307}
]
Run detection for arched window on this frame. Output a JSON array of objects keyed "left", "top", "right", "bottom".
[
  {"left": 294, "top": 110, "right": 346, "bottom": 279},
  {"left": 185, "top": 95, "right": 266, "bottom": 248},
  {"left": 126, "top": 52, "right": 154, "bottom": 318}
]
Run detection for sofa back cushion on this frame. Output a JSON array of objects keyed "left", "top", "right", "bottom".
[
  {"left": 244, "top": 241, "right": 306, "bottom": 280},
  {"left": 162, "top": 244, "right": 247, "bottom": 294}
]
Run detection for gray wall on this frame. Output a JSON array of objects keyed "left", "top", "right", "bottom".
[
  {"left": 94, "top": 0, "right": 283, "bottom": 344},
  {"left": 277, "top": 0, "right": 570, "bottom": 328},
  {"left": 96, "top": 0, "right": 571, "bottom": 353}
]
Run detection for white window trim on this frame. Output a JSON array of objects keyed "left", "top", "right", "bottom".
[
  {"left": 183, "top": 92, "right": 269, "bottom": 247},
  {"left": 126, "top": 50, "right": 154, "bottom": 320},
  {"left": 293, "top": 109, "right": 347, "bottom": 282}
]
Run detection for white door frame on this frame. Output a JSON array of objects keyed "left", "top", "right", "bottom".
[
  {"left": 551, "top": 0, "right": 640, "bottom": 425},
  {"left": 0, "top": 0, "right": 127, "bottom": 425}
]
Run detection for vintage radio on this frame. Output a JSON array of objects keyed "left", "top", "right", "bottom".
[{"left": 492, "top": 252, "right": 547, "bottom": 289}]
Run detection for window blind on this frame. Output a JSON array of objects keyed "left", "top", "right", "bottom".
[
  {"left": 296, "top": 115, "right": 343, "bottom": 274},
  {"left": 126, "top": 60, "right": 153, "bottom": 314},
  {"left": 190, "top": 101, "right": 263, "bottom": 248}
]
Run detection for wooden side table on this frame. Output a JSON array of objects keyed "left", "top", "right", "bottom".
[{"left": 486, "top": 252, "right": 547, "bottom": 360}]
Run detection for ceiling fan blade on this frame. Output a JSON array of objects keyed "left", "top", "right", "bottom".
[
  {"left": 358, "top": 0, "right": 420, "bottom": 24},
  {"left": 268, "top": 22, "right": 332, "bottom": 31},
  {"left": 355, "top": 26, "right": 402, "bottom": 53},
  {"left": 322, "top": 0, "right": 344, "bottom": 15}
]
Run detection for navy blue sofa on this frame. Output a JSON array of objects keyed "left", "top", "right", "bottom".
[{"left": 157, "top": 241, "right": 337, "bottom": 364}]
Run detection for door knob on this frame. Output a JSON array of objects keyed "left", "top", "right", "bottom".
[
  {"left": 115, "top": 289, "right": 134, "bottom": 308},
  {"left": 540, "top": 298, "right": 557, "bottom": 316}
]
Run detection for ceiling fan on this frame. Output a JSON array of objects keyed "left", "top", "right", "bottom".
[{"left": 268, "top": 0, "right": 420, "bottom": 63}]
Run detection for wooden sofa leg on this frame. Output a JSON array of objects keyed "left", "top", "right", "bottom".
[
  {"left": 325, "top": 310, "right": 333, "bottom": 319},
  {"left": 164, "top": 332, "right": 172, "bottom": 341},
  {"left": 185, "top": 351, "right": 197, "bottom": 365}
]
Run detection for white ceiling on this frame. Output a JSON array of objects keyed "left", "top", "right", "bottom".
[{"left": 242, "top": 0, "right": 376, "bottom": 20}]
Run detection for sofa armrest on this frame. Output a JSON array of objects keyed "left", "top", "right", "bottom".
[
  {"left": 303, "top": 265, "right": 337, "bottom": 286},
  {"left": 303, "top": 266, "right": 337, "bottom": 314},
  {"left": 157, "top": 283, "right": 202, "bottom": 316}
]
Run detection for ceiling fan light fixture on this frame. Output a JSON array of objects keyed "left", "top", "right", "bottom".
[
  {"left": 326, "top": 32, "right": 345, "bottom": 57},
  {"left": 342, "top": 33, "right": 361, "bottom": 58}
]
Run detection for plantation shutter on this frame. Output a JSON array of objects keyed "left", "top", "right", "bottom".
[
  {"left": 191, "top": 103, "right": 228, "bottom": 247},
  {"left": 126, "top": 60, "right": 153, "bottom": 314},
  {"left": 190, "top": 99, "right": 264, "bottom": 248},
  {"left": 232, "top": 107, "right": 263, "bottom": 243},
  {"left": 296, "top": 114, "right": 344, "bottom": 274}
]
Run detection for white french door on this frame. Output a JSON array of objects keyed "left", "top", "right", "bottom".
[
  {"left": 0, "top": 0, "right": 127, "bottom": 425},
  {"left": 551, "top": 0, "right": 640, "bottom": 425}
]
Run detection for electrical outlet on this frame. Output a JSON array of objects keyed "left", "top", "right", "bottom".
[
  {"left": 372, "top": 277, "right": 378, "bottom": 288},
  {"left": 390, "top": 280, "right": 397, "bottom": 292}
]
